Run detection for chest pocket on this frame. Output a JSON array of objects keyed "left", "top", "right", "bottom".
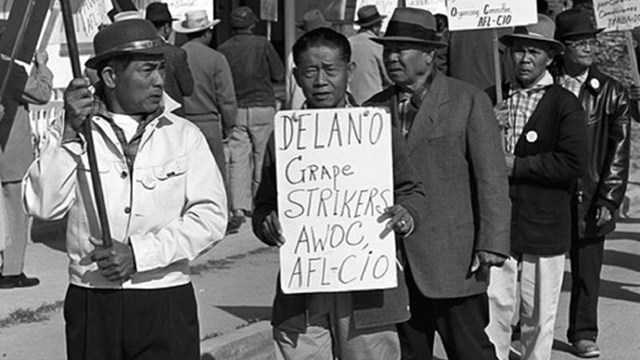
[{"left": 138, "top": 156, "right": 187, "bottom": 209}]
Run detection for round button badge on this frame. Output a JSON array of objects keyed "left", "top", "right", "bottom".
[{"left": 525, "top": 131, "right": 538, "bottom": 143}]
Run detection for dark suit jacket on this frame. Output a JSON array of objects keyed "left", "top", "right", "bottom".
[
  {"left": 163, "top": 43, "right": 193, "bottom": 108},
  {"left": 487, "top": 84, "right": 588, "bottom": 255},
  {"left": 366, "top": 72, "right": 511, "bottom": 298}
]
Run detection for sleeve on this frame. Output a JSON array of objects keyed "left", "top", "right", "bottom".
[
  {"left": 512, "top": 94, "right": 588, "bottom": 183},
  {"left": 214, "top": 55, "right": 238, "bottom": 138},
  {"left": 466, "top": 91, "right": 511, "bottom": 256},
  {"left": 129, "top": 131, "right": 228, "bottom": 272},
  {"left": 596, "top": 83, "right": 631, "bottom": 211},
  {"left": 390, "top": 129, "right": 425, "bottom": 232},
  {"left": 176, "top": 48, "right": 194, "bottom": 97},
  {"left": 20, "top": 63, "right": 53, "bottom": 105},
  {"left": 252, "top": 133, "right": 279, "bottom": 246},
  {"left": 23, "top": 124, "right": 81, "bottom": 220},
  {"left": 266, "top": 42, "right": 285, "bottom": 83}
]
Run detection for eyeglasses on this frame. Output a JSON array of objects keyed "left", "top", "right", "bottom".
[{"left": 565, "top": 39, "right": 599, "bottom": 49}]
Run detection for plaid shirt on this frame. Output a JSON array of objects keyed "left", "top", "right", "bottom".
[
  {"left": 558, "top": 70, "right": 588, "bottom": 98},
  {"left": 505, "top": 71, "right": 554, "bottom": 154}
]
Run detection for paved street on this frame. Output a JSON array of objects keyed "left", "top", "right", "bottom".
[{"left": 1, "top": 215, "right": 639, "bottom": 359}]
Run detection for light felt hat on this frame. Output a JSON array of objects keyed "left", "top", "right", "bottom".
[
  {"left": 354, "top": 5, "right": 386, "bottom": 27},
  {"left": 174, "top": 10, "right": 220, "bottom": 34},
  {"left": 500, "top": 14, "right": 565, "bottom": 53},
  {"left": 372, "top": 7, "right": 447, "bottom": 48}
]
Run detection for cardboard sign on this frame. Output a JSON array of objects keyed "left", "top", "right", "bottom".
[
  {"left": 406, "top": 0, "right": 447, "bottom": 15},
  {"left": 447, "top": 0, "right": 537, "bottom": 31},
  {"left": 354, "top": 0, "right": 397, "bottom": 31},
  {"left": 0, "top": 0, "right": 53, "bottom": 63},
  {"left": 593, "top": 0, "right": 640, "bottom": 31},
  {"left": 73, "top": 0, "right": 109, "bottom": 41},
  {"left": 275, "top": 107, "right": 397, "bottom": 294},
  {"left": 261, "top": 0, "right": 278, "bottom": 22}
]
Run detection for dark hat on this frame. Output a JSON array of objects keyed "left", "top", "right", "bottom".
[
  {"left": 297, "top": 9, "right": 331, "bottom": 32},
  {"left": 372, "top": 7, "right": 446, "bottom": 48},
  {"left": 355, "top": 5, "right": 386, "bottom": 27},
  {"left": 555, "top": 8, "right": 604, "bottom": 41},
  {"left": 230, "top": 6, "right": 258, "bottom": 29},
  {"left": 145, "top": 2, "right": 176, "bottom": 24},
  {"left": 500, "top": 14, "right": 565, "bottom": 53},
  {"left": 86, "top": 19, "right": 166, "bottom": 69}
]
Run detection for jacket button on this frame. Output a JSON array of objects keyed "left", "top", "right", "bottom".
[
  {"left": 124, "top": 207, "right": 131, "bottom": 214},
  {"left": 120, "top": 171, "right": 127, "bottom": 179}
]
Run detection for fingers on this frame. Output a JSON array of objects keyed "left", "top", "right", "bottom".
[
  {"left": 595, "top": 207, "right": 611, "bottom": 227},
  {"left": 378, "top": 205, "right": 413, "bottom": 238},
  {"left": 263, "top": 212, "right": 284, "bottom": 246}
]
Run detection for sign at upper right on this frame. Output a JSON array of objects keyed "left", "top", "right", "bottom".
[
  {"left": 446, "top": 0, "right": 538, "bottom": 31},
  {"left": 592, "top": 0, "right": 640, "bottom": 32}
]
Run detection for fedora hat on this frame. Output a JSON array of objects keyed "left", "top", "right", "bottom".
[
  {"left": 372, "top": 7, "right": 446, "bottom": 48},
  {"left": 86, "top": 19, "right": 166, "bottom": 69},
  {"left": 230, "top": 6, "right": 258, "bottom": 29},
  {"left": 174, "top": 10, "right": 220, "bottom": 34},
  {"left": 297, "top": 9, "right": 331, "bottom": 32},
  {"left": 500, "top": 14, "right": 565, "bottom": 53},
  {"left": 555, "top": 8, "right": 604, "bottom": 41},
  {"left": 145, "top": 2, "right": 176, "bottom": 24},
  {"left": 354, "top": 5, "right": 386, "bottom": 27}
]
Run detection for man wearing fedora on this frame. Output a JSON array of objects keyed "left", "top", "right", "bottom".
[
  {"left": 551, "top": 9, "right": 631, "bottom": 358},
  {"left": 176, "top": 10, "right": 237, "bottom": 217},
  {"left": 485, "top": 14, "right": 587, "bottom": 360},
  {"left": 218, "top": 6, "right": 284, "bottom": 234},
  {"left": 23, "top": 19, "right": 228, "bottom": 360},
  {"left": 349, "top": 5, "right": 391, "bottom": 104},
  {"left": 285, "top": 9, "right": 332, "bottom": 110},
  {"left": 145, "top": 2, "right": 193, "bottom": 112},
  {"left": 365, "top": 7, "right": 511, "bottom": 360}
]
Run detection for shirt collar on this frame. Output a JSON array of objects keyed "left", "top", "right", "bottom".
[{"left": 510, "top": 70, "right": 554, "bottom": 95}]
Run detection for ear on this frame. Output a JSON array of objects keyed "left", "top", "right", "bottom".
[
  {"left": 423, "top": 48, "right": 436, "bottom": 65},
  {"left": 347, "top": 61, "right": 356, "bottom": 83},
  {"left": 101, "top": 66, "right": 118, "bottom": 89}
]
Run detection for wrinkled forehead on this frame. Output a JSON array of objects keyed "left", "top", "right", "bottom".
[{"left": 298, "top": 45, "right": 348, "bottom": 65}]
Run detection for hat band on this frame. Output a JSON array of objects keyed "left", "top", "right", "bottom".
[
  {"left": 358, "top": 14, "right": 381, "bottom": 24},
  {"left": 98, "top": 39, "right": 164, "bottom": 57},
  {"left": 385, "top": 21, "right": 437, "bottom": 41}
]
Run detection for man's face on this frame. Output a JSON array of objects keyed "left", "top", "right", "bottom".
[
  {"left": 511, "top": 40, "right": 553, "bottom": 88},
  {"left": 383, "top": 42, "right": 433, "bottom": 90},
  {"left": 294, "top": 45, "right": 353, "bottom": 108},
  {"left": 562, "top": 36, "right": 596, "bottom": 70},
  {"left": 112, "top": 55, "right": 165, "bottom": 115}
]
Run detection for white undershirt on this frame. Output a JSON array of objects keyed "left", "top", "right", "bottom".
[{"left": 111, "top": 113, "right": 143, "bottom": 142}]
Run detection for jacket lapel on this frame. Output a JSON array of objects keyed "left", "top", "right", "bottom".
[{"left": 406, "top": 72, "right": 450, "bottom": 151}]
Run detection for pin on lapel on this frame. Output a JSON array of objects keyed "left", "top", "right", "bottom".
[{"left": 525, "top": 130, "right": 538, "bottom": 143}]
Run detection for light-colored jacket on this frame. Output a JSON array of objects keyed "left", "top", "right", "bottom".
[
  {"left": 23, "top": 96, "right": 228, "bottom": 289},
  {"left": 348, "top": 30, "right": 391, "bottom": 105}
]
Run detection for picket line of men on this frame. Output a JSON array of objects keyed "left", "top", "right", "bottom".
[{"left": 4, "top": 3, "right": 638, "bottom": 360}]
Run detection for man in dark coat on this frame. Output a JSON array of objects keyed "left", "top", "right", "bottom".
[
  {"left": 486, "top": 15, "right": 588, "bottom": 360},
  {"left": 552, "top": 9, "right": 631, "bottom": 358},
  {"left": 145, "top": 2, "right": 193, "bottom": 111},
  {"left": 365, "top": 8, "right": 511, "bottom": 360}
]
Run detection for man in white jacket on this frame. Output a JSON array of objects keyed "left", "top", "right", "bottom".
[{"left": 22, "top": 19, "right": 227, "bottom": 360}]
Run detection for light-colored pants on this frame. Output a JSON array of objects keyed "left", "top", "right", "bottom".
[
  {"left": 228, "top": 106, "right": 275, "bottom": 212},
  {"left": 487, "top": 253, "right": 565, "bottom": 360},
  {"left": 1, "top": 182, "right": 30, "bottom": 276},
  {"left": 273, "top": 293, "right": 400, "bottom": 360}
]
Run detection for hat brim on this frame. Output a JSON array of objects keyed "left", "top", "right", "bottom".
[
  {"left": 85, "top": 46, "right": 167, "bottom": 69},
  {"left": 557, "top": 28, "right": 605, "bottom": 40},
  {"left": 296, "top": 21, "right": 332, "bottom": 31},
  {"left": 500, "top": 34, "right": 565, "bottom": 53},
  {"left": 372, "top": 36, "right": 447, "bottom": 49},
  {"left": 354, "top": 15, "right": 386, "bottom": 27},
  {"left": 174, "top": 18, "right": 221, "bottom": 34}
]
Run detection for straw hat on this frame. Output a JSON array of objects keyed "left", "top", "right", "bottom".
[{"left": 174, "top": 10, "right": 220, "bottom": 34}]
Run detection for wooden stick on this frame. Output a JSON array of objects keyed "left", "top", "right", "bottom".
[
  {"left": 492, "top": 29, "right": 503, "bottom": 103},
  {"left": 59, "top": 0, "right": 112, "bottom": 248}
]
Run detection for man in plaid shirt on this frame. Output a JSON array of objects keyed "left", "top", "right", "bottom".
[{"left": 485, "top": 15, "right": 588, "bottom": 360}]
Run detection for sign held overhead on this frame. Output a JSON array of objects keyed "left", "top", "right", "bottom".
[{"left": 447, "top": 0, "right": 538, "bottom": 31}]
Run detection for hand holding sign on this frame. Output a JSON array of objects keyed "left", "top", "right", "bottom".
[{"left": 377, "top": 204, "right": 414, "bottom": 238}]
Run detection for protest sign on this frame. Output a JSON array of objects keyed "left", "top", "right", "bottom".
[
  {"left": 261, "top": 0, "right": 278, "bottom": 21},
  {"left": 354, "top": 0, "right": 397, "bottom": 31},
  {"left": 446, "top": 0, "right": 537, "bottom": 31},
  {"left": 275, "top": 107, "right": 397, "bottom": 294},
  {"left": 405, "top": 0, "right": 447, "bottom": 15},
  {"left": 592, "top": 0, "right": 640, "bottom": 31}
]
